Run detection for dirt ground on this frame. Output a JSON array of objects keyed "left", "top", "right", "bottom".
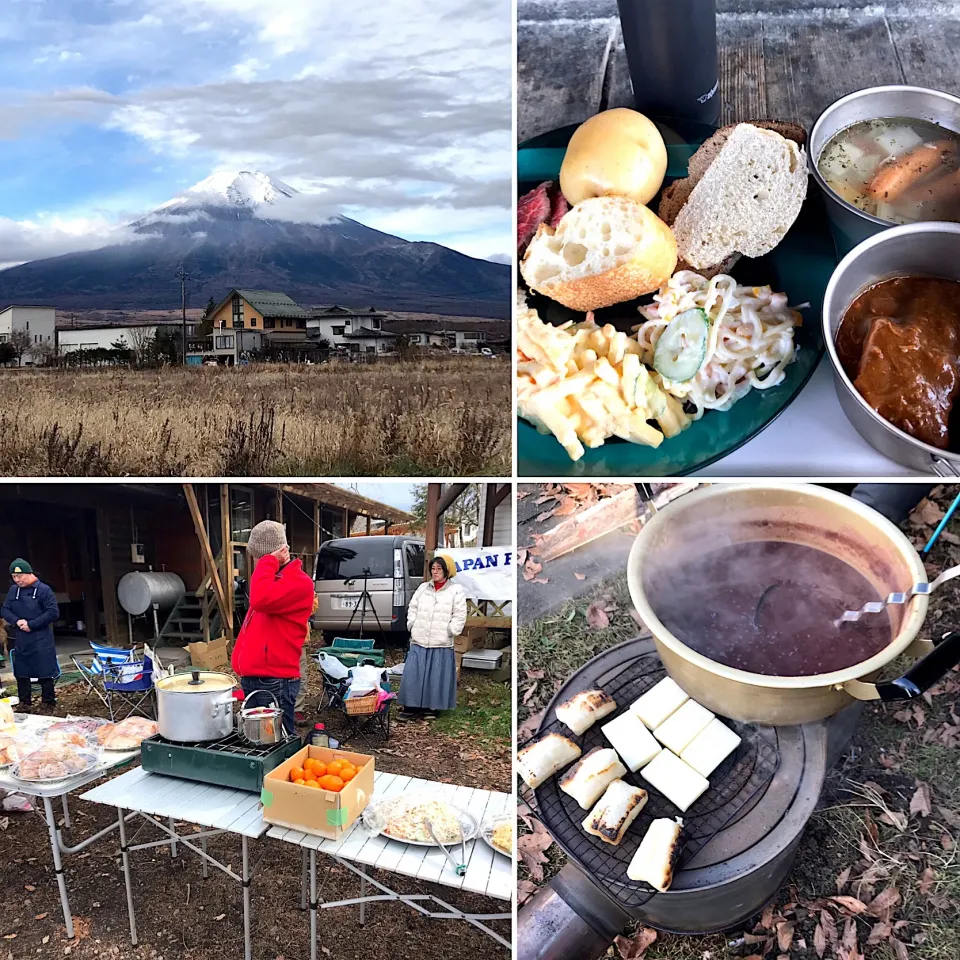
[
  {"left": 518, "top": 484, "right": 960, "bottom": 960},
  {"left": 0, "top": 634, "right": 511, "bottom": 959}
]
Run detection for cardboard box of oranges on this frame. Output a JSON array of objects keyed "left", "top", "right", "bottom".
[{"left": 261, "top": 745, "right": 375, "bottom": 839}]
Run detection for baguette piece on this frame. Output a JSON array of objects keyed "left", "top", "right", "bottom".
[
  {"left": 582, "top": 779, "right": 649, "bottom": 845},
  {"left": 520, "top": 196, "right": 678, "bottom": 312},
  {"left": 627, "top": 817, "right": 683, "bottom": 890},
  {"left": 517, "top": 733, "right": 582, "bottom": 789},
  {"left": 659, "top": 121, "right": 808, "bottom": 277},
  {"left": 555, "top": 689, "right": 617, "bottom": 735}
]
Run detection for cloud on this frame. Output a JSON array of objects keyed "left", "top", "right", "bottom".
[
  {"left": 0, "top": 0, "right": 512, "bottom": 262},
  {"left": 0, "top": 215, "right": 138, "bottom": 264}
]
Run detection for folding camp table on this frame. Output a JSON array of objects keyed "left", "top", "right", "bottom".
[
  {"left": 0, "top": 715, "right": 139, "bottom": 939},
  {"left": 268, "top": 771, "right": 514, "bottom": 954},
  {"left": 80, "top": 767, "right": 267, "bottom": 960}
]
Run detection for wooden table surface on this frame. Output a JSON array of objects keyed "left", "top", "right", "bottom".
[{"left": 518, "top": 0, "right": 960, "bottom": 141}]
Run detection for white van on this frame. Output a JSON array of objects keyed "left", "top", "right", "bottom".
[{"left": 312, "top": 535, "right": 425, "bottom": 634}]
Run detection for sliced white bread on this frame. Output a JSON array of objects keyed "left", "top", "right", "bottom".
[
  {"left": 659, "top": 121, "right": 808, "bottom": 277},
  {"left": 520, "top": 195, "right": 677, "bottom": 312}
]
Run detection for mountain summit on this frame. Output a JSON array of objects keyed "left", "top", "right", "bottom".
[{"left": 0, "top": 171, "right": 509, "bottom": 317}]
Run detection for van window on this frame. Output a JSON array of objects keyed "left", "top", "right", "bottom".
[
  {"left": 404, "top": 542, "right": 425, "bottom": 578},
  {"left": 317, "top": 540, "right": 392, "bottom": 580}
]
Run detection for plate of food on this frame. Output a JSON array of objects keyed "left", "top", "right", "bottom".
[
  {"left": 517, "top": 110, "right": 838, "bottom": 476},
  {"left": 363, "top": 795, "right": 480, "bottom": 847},
  {"left": 97, "top": 717, "right": 159, "bottom": 751},
  {"left": 12, "top": 743, "right": 102, "bottom": 784},
  {"left": 480, "top": 814, "right": 513, "bottom": 857}
]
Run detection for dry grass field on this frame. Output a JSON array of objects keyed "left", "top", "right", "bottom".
[{"left": 0, "top": 358, "right": 510, "bottom": 476}]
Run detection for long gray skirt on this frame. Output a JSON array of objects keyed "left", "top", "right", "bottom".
[{"left": 399, "top": 644, "right": 457, "bottom": 711}]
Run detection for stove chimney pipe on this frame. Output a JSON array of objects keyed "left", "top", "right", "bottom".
[{"left": 518, "top": 863, "right": 632, "bottom": 960}]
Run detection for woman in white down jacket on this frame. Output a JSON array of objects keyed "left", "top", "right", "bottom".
[{"left": 397, "top": 554, "right": 467, "bottom": 720}]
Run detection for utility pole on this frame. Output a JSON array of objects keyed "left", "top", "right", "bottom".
[{"left": 176, "top": 263, "right": 188, "bottom": 364}]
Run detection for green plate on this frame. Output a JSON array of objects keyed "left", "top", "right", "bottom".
[{"left": 517, "top": 118, "right": 839, "bottom": 477}]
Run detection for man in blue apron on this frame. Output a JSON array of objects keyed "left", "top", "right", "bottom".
[{"left": 1, "top": 559, "right": 59, "bottom": 708}]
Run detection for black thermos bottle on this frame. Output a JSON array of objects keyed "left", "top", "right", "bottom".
[{"left": 616, "top": 0, "right": 720, "bottom": 126}]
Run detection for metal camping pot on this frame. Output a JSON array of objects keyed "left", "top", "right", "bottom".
[
  {"left": 626, "top": 483, "right": 960, "bottom": 725},
  {"left": 808, "top": 85, "right": 960, "bottom": 256},
  {"left": 155, "top": 670, "right": 236, "bottom": 743},
  {"left": 821, "top": 221, "right": 960, "bottom": 476},
  {"left": 238, "top": 691, "right": 285, "bottom": 745}
]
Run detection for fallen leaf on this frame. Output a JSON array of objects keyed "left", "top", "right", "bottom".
[
  {"left": 525, "top": 669, "right": 545, "bottom": 681},
  {"left": 866, "top": 920, "right": 893, "bottom": 945},
  {"left": 517, "top": 823, "right": 554, "bottom": 882},
  {"left": 776, "top": 920, "right": 795, "bottom": 952},
  {"left": 214, "top": 913, "right": 226, "bottom": 921},
  {"left": 23, "top": 885, "right": 35, "bottom": 892},
  {"left": 522, "top": 557, "right": 543, "bottom": 581},
  {"left": 615, "top": 928, "right": 657, "bottom": 958},
  {"left": 585, "top": 602, "right": 610, "bottom": 629},
  {"left": 41, "top": 935, "right": 49, "bottom": 945},
  {"left": 33, "top": 914, "right": 47, "bottom": 921},
  {"left": 574, "top": 572, "right": 586, "bottom": 580},
  {"left": 889, "top": 938, "right": 910, "bottom": 960},
  {"left": 910, "top": 782, "right": 932, "bottom": 818},
  {"left": 553, "top": 497, "right": 579, "bottom": 517},
  {"left": 830, "top": 895, "right": 868, "bottom": 914},
  {"left": 866, "top": 886, "right": 901, "bottom": 917},
  {"left": 821, "top": 909, "right": 839, "bottom": 947},
  {"left": 836, "top": 865, "right": 852, "bottom": 892},
  {"left": 535, "top": 510, "right": 555, "bottom": 523},
  {"left": 912, "top": 498, "right": 945, "bottom": 526},
  {"left": 760, "top": 904, "right": 775, "bottom": 930},
  {"left": 530, "top": 577, "right": 549, "bottom": 585},
  {"left": 840, "top": 917, "right": 859, "bottom": 960},
  {"left": 522, "top": 683, "right": 538, "bottom": 705},
  {"left": 518, "top": 879, "right": 538, "bottom": 905},
  {"left": 918, "top": 866, "right": 936, "bottom": 894},
  {"left": 814, "top": 922, "right": 827, "bottom": 958},
  {"left": 1, "top": 936, "right": 14, "bottom": 941}
]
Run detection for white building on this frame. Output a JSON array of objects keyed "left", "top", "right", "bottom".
[
  {"left": 58, "top": 324, "right": 159, "bottom": 353},
  {"left": 0, "top": 305, "right": 56, "bottom": 364},
  {"left": 307, "top": 305, "right": 396, "bottom": 356}
]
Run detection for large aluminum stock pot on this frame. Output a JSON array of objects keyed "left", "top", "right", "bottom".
[{"left": 627, "top": 483, "right": 960, "bottom": 725}]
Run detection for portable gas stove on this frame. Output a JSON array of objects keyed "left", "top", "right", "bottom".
[
  {"left": 518, "top": 637, "right": 864, "bottom": 960},
  {"left": 140, "top": 731, "right": 303, "bottom": 793}
]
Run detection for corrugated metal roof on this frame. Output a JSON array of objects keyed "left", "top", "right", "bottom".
[
  {"left": 234, "top": 289, "right": 309, "bottom": 319},
  {"left": 342, "top": 326, "right": 395, "bottom": 339}
]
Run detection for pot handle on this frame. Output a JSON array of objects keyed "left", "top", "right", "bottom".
[
  {"left": 842, "top": 630, "right": 960, "bottom": 702},
  {"left": 239, "top": 689, "right": 281, "bottom": 717}
]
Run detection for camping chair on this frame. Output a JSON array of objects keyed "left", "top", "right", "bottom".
[
  {"left": 71, "top": 642, "right": 137, "bottom": 697},
  {"left": 316, "top": 637, "right": 385, "bottom": 668},
  {"left": 102, "top": 651, "right": 156, "bottom": 721},
  {"left": 340, "top": 689, "right": 394, "bottom": 745}
]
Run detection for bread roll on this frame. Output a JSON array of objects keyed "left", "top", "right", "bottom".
[
  {"left": 555, "top": 689, "right": 616, "bottom": 735},
  {"left": 561, "top": 108, "right": 668, "bottom": 206},
  {"left": 520, "top": 196, "right": 677, "bottom": 312}
]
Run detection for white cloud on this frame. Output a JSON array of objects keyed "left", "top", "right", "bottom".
[{"left": 0, "top": 214, "right": 138, "bottom": 263}]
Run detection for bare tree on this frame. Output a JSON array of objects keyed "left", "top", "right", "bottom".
[
  {"left": 126, "top": 326, "right": 156, "bottom": 367},
  {"left": 9, "top": 329, "right": 32, "bottom": 366}
]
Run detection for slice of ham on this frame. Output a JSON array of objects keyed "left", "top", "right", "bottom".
[{"left": 518, "top": 181, "right": 570, "bottom": 257}]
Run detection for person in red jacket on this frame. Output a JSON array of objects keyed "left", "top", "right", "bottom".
[{"left": 231, "top": 520, "right": 315, "bottom": 737}]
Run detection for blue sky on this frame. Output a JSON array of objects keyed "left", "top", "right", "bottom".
[
  {"left": 335, "top": 482, "right": 417, "bottom": 513},
  {"left": 0, "top": 0, "right": 511, "bottom": 265}
]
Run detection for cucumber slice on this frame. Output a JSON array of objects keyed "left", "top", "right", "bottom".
[{"left": 653, "top": 308, "right": 709, "bottom": 382}]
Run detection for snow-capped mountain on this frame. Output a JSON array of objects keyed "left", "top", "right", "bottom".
[{"left": 0, "top": 171, "right": 509, "bottom": 317}]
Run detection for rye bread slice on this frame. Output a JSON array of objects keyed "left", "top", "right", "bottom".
[{"left": 659, "top": 121, "right": 808, "bottom": 278}]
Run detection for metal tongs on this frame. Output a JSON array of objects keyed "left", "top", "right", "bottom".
[
  {"left": 425, "top": 817, "right": 467, "bottom": 876},
  {"left": 837, "top": 563, "right": 960, "bottom": 625}
]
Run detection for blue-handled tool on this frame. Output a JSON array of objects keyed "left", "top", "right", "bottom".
[{"left": 923, "top": 489, "right": 960, "bottom": 555}]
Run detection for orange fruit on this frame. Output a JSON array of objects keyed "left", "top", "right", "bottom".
[
  {"left": 339, "top": 767, "right": 356, "bottom": 782},
  {"left": 293, "top": 778, "right": 306, "bottom": 786},
  {"left": 290, "top": 766, "right": 305, "bottom": 782},
  {"left": 312, "top": 762, "right": 327, "bottom": 778},
  {"left": 303, "top": 758, "right": 320, "bottom": 774},
  {"left": 304, "top": 776, "right": 318, "bottom": 785},
  {"left": 326, "top": 775, "right": 345, "bottom": 792},
  {"left": 326, "top": 760, "right": 343, "bottom": 776},
  {"left": 304, "top": 780, "right": 321, "bottom": 789}
]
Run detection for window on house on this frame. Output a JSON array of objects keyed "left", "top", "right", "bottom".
[
  {"left": 371, "top": 318, "right": 381, "bottom": 330},
  {"left": 25, "top": 322, "right": 30, "bottom": 330},
  {"left": 215, "top": 335, "right": 234, "bottom": 350},
  {"left": 250, "top": 318, "right": 257, "bottom": 328},
  {"left": 296, "top": 319, "right": 305, "bottom": 329},
  {"left": 463, "top": 332, "right": 479, "bottom": 339},
  {"left": 232, "top": 294, "right": 243, "bottom": 328},
  {"left": 263, "top": 318, "right": 275, "bottom": 329},
  {"left": 332, "top": 325, "right": 345, "bottom": 336}
]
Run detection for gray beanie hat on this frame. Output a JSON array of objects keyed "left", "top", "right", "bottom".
[{"left": 247, "top": 520, "right": 288, "bottom": 560}]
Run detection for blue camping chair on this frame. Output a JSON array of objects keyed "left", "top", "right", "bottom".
[
  {"left": 70, "top": 642, "right": 143, "bottom": 716},
  {"left": 102, "top": 652, "right": 155, "bottom": 721}
]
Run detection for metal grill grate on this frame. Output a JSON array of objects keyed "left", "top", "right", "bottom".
[
  {"left": 144, "top": 732, "right": 299, "bottom": 760},
  {"left": 532, "top": 653, "right": 781, "bottom": 909}
]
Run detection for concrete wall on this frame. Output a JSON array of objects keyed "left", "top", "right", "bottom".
[
  {"left": 0, "top": 306, "right": 56, "bottom": 362},
  {"left": 58, "top": 325, "right": 159, "bottom": 352}
]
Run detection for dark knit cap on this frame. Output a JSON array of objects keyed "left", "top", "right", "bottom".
[{"left": 10, "top": 558, "right": 32, "bottom": 575}]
